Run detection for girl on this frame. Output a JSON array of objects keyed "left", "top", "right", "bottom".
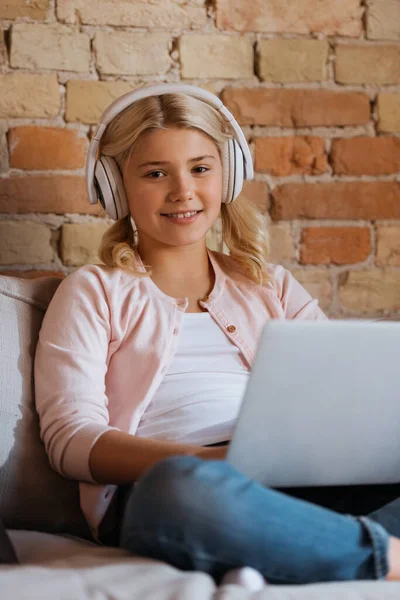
[{"left": 34, "top": 84, "right": 400, "bottom": 588}]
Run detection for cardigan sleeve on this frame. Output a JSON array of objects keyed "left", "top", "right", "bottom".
[
  {"left": 272, "top": 265, "right": 328, "bottom": 321},
  {"left": 34, "top": 266, "right": 118, "bottom": 483}
]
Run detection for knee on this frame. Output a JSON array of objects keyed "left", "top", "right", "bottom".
[
  {"left": 119, "top": 456, "right": 205, "bottom": 545},
  {"left": 119, "top": 455, "right": 234, "bottom": 569},
  {"left": 121, "top": 455, "right": 234, "bottom": 531},
  {"left": 128, "top": 455, "right": 210, "bottom": 516},
  {"left": 119, "top": 455, "right": 250, "bottom": 563},
  {"left": 134, "top": 453, "right": 240, "bottom": 501}
]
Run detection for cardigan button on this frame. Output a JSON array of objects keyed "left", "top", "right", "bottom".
[{"left": 227, "top": 325, "right": 236, "bottom": 333}]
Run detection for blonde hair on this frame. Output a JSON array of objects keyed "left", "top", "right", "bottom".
[{"left": 98, "top": 92, "right": 270, "bottom": 285}]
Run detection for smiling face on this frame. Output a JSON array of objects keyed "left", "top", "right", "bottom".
[{"left": 122, "top": 127, "right": 223, "bottom": 254}]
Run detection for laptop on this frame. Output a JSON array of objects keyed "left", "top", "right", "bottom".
[{"left": 226, "top": 320, "right": 400, "bottom": 488}]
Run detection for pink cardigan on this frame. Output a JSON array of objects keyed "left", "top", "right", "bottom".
[{"left": 34, "top": 250, "right": 327, "bottom": 537}]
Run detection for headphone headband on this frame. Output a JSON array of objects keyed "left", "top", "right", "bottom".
[{"left": 86, "top": 83, "right": 253, "bottom": 207}]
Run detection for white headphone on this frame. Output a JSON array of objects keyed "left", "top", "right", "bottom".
[{"left": 86, "top": 83, "right": 254, "bottom": 221}]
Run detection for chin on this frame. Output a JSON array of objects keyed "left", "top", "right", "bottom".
[{"left": 163, "top": 234, "right": 207, "bottom": 248}]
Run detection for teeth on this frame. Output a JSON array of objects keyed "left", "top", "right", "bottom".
[{"left": 166, "top": 211, "right": 198, "bottom": 219}]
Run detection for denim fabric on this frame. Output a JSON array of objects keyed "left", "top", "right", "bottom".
[
  {"left": 118, "top": 455, "right": 396, "bottom": 585},
  {"left": 369, "top": 498, "right": 400, "bottom": 539}
]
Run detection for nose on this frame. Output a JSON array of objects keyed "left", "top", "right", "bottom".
[{"left": 167, "top": 174, "right": 194, "bottom": 203}]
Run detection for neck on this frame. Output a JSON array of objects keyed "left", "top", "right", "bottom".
[
  {"left": 139, "top": 239, "right": 208, "bottom": 277},
  {"left": 137, "top": 241, "right": 214, "bottom": 303}
]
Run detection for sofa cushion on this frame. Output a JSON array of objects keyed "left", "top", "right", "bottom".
[{"left": 0, "top": 275, "right": 90, "bottom": 539}]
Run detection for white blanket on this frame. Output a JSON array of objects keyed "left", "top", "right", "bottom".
[{"left": 1, "top": 530, "right": 400, "bottom": 599}]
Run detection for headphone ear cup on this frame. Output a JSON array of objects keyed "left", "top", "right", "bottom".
[
  {"left": 222, "top": 139, "right": 244, "bottom": 204},
  {"left": 94, "top": 156, "right": 129, "bottom": 220},
  {"left": 230, "top": 139, "right": 244, "bottom": 203},
  {"left": 221, "top": 141, "right": 231, "bottom": 204}
]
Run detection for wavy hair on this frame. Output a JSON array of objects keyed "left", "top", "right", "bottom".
[{"left": 97, "top": 92, "right": 270, "bottom": 285}]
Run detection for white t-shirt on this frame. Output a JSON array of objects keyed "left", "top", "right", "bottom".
[{"left": 136, "top": 312, "right": 250, "bottom": 446}]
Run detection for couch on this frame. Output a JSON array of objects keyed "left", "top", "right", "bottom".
[{"left": 1, "top": 273, "right": 399, "bottom": 599}]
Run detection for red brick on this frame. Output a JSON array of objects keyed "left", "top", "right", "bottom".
[
  {"left": 331, "top": 136, "right": 400, "bottom": 175},
  {"left": 0, "top": 176, "right": 104, "bottom": 215},
  {"left": 215, "top": 0, "right": 363, "bottom": 36},
  {"left": 0, "top": 270, "right": 65, "bottom": 279},
  {"left": 255, "top": 136, "right": 328, "bottom": 176},
  {"left": 300, "top": 227, "right": 371, "bottom": 265},
  {"left": 271, "top": 182, "right": 400, "bottom": 220},
  {"left": 221, "top": 88, "right": 370, "bottom": 127},
  {"left": 9, "top": 127, "right": 87, "bottom": 170}
]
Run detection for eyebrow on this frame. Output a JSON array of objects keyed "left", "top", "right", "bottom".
[{"left": 137, "top": 155, "right": 217, "bottom": 168}]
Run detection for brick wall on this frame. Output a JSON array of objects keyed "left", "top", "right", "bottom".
[{"left": 1, "top": 0, "right": 400, "bottom": 317}]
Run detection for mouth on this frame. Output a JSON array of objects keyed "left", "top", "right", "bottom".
[{"left": 161, "top": 210, "right": 203, "bottom": 220}]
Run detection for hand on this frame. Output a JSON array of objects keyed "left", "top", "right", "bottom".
[{"left": 194, "top": 444, "right": 229, "bottom": 461}]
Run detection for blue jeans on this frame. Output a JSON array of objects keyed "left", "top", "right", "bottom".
[{"left": 118, "top": 455, "right": 400, "bottom": 584}]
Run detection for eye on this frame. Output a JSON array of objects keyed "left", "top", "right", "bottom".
[
  {"left": 146, "top": 170, "right": 165, "bottom": 179},
  {"left": 193, "top": 166, "right": 210, "bottom": 174}
]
